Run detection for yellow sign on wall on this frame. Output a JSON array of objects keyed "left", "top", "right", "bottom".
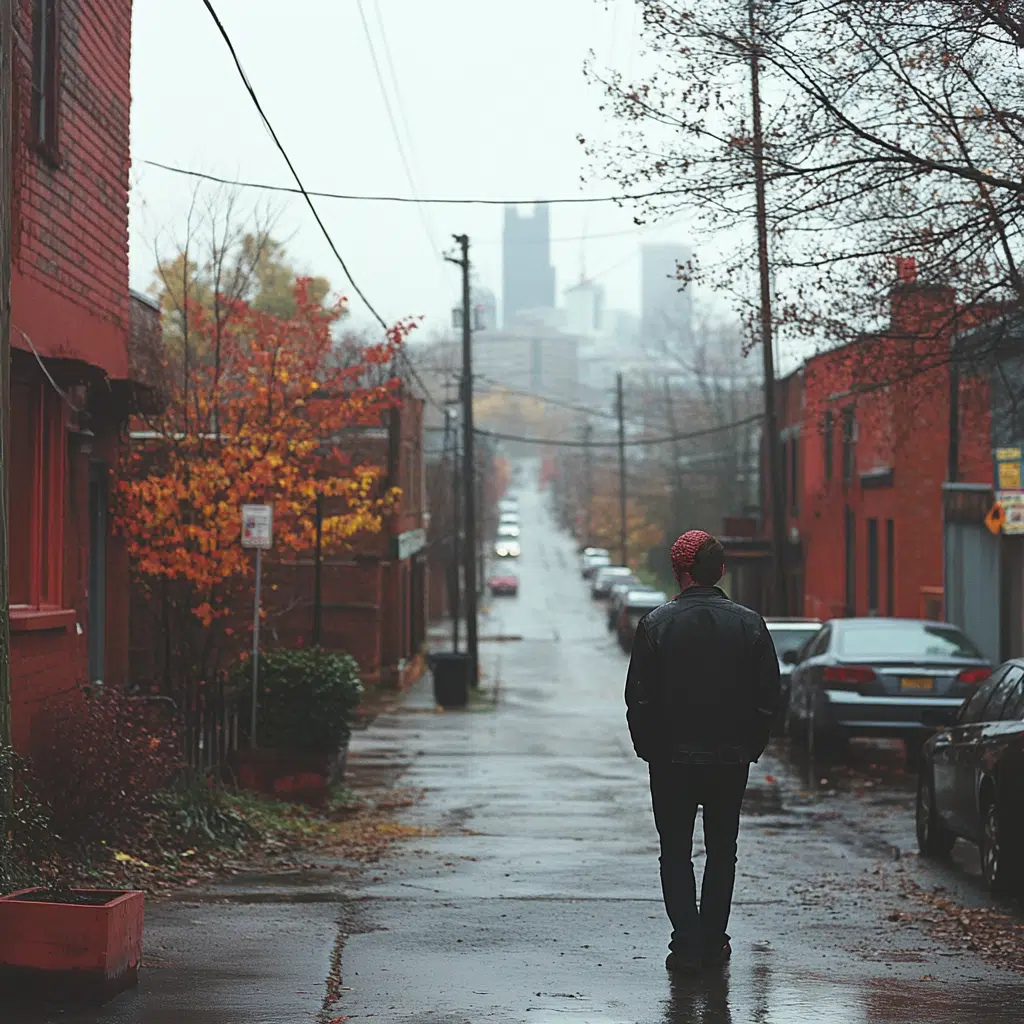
[{"left": 999, "top": 461, "right": 1022, "bottom": 490}]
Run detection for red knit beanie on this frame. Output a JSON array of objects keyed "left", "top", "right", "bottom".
[{"left": 670, "top": 530, "right": 723, "bottom": 587}]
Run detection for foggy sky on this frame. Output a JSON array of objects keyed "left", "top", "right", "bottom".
[{"left": 129, "top": 0, "right": 696, "bottom": 337}]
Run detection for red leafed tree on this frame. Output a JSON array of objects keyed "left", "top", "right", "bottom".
[{"left": 120, "top": 272, "right": 416, "bottom": 696}]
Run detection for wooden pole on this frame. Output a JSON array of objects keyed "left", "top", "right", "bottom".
[{"left": 748, "top": 0, "right": 788, "bottom": 615}]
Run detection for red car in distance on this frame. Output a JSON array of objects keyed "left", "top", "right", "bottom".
[{"left": 488, "top": 574, "right": 519, "bottom": 597}]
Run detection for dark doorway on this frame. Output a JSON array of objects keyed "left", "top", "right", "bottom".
[{"left": 88, "top": 460, "right": 108, "bottom": 684}]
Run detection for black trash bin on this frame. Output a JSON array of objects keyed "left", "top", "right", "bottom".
[{"left": 430, "top": 652, "right": 472, "bottom": 709}]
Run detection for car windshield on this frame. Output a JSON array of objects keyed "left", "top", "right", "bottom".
[
  {"left": 836, "top": 622, "right": 982, "bottom": 660},
  {"left": 629, "top": 592, "right": 667, "bottom": 611},
  {"left": 768, "top": 627, "right": 820, "bottom": 657}
]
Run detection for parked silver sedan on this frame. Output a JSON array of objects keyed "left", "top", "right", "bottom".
[{"left": 785, "top": 618, "right": 990, "bottom": 761}]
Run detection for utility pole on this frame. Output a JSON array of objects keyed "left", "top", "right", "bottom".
[
  {"left": 447, "top": 236, "right": 478, "bottom": 683},
  {"left": 450, "top": 409, "right": 461, "bottom": 653},
  {"left": 583, "top": 420, "right": 593, "bottom": 544},
  {"left": 748, "top": 0, "right": 787, "bottom": 616},
  {"left": 616, "top": 372, "right": 628, "bottom": 566},
  {"left": 0, "top": 0, "right": 13, "bottom": 753}
]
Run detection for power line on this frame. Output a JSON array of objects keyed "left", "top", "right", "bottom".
[
  {"left": 144, "top": 159, "right": 689, "bottom": 207},
  {"left": 471, "top": 412, "right": 762, "bottom": 448},
  {"left": 198, "top": 0, "right": 387, "bottom": 330},
  {"left": 355, "top": 0, "right": 445, "bottom": 270}
]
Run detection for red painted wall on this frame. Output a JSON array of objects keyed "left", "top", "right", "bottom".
[
  {"left": 10, "top": 0, "right": 132, "bottom": 377},
  {"left": 8, "top": 0, "right": 134, "bottom": 753}
]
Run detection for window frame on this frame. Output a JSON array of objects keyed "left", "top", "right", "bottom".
[
  {"left": 32, "top": 0, "right": 62, "bottom": 161},
  {"left": 10, "top": 375, "right": 67, "bottom": 611},
  {"left": 841, "top": 406, "right": 856, "bottom": 485}
]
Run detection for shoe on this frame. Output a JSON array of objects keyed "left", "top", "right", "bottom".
[
  {"left": 665, "top": 951, "right": 702, "bottom": 975},
  {"left": 702, "top": 942, "right": 732, "bottom": 968}
]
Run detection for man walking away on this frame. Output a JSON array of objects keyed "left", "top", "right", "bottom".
[{"left": 625, "top": 530, "right": 780, "bottom": 974}]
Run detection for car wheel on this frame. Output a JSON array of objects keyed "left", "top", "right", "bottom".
[
  {"left": 916, "top": 766, "right": 955, "bottom": 859},
  {"left": 980, "top": 790, "right": 1017, "bottom": 894},
  {"left": 785, "top": 702, "right": 808, "bottom": 748},
  {"left": 904, "top": 734, "right": 926, "bottom": 768}
]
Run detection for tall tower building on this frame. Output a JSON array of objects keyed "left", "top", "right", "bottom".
[
  {"left": 641, "top": 243, "right": 693, "bottom": 352},
  {"left": 502, "top": 204, "right": 556, "bottom": 327}
]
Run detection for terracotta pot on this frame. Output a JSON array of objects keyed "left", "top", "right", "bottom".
[{"left": 0, "top": 888, "right": 144, "bottom": 1003}]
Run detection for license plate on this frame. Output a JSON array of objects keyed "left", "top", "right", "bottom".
[{"left": 901, "top": 677, "right": 934, "bottom": 692}]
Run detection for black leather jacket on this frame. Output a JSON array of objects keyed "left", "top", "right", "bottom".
[{"left": 624, "top": 587, "right": 781, "bottom": 764}]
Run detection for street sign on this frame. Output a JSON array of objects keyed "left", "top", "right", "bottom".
[
  {"left": 999, "top": 492, "right": 1024, "bottom": 535},
  {"left": 985, "top": 502, "right": 1005, "bottom": 536},
  {"left": 393, "top": 527, "right": 427, "bottom": 561},
  {"left": 241, "top": 504, "right": 273, "bottom": 549}
]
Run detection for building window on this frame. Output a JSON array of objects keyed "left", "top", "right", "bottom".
[
  {"left": 886, "top": 519, "right": 895, "bottom": 615},
  {"left": 822, "top": 411, "right": 833, "bottom": 483},
  {"left": 789, "top": 436, "right": 799, "bottom": 514},
  {"left": 841, "top": 407, "right": 856, "bottom": 485},
  {"left": 867, "top": 518, "right": 879, "bottom": 614},
  {"left": 844, "top": 504, "right": 856, "bottom": 615},
  {"left": 32, "top": 0, "right": 62, "bottom": 157},
  {"left": 10, "top": 377, "right": 66, "bottom": 608}
]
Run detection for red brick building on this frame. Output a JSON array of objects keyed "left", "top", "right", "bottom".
[
  {"left": 740, "top": 262, "right": 996, "bottom": 622},
  {"left": 8, "top": 0, "right": 139, "bottom": 750},
  {"left": 267, "top": 396, "right": 429, "bottom": 690}
]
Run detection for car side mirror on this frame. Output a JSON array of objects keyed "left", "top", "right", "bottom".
[{"left": 781, "top": 649, "right": 800, "bottom": 666}]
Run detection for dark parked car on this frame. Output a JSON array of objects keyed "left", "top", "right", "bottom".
[
  {"left": 617, "top": 590, "right": 669, "bottom": 651},
  {"left": 765, "top": 618, "right": 822, "bottom": 717},
  {"left": 785, "top": 618, "right": 990, "bottom": 760},
  {"left": 592, "top": 565, "right": 634, "bottom": 599},
  {"left": 606, "top": 578, "right": 645, "bottom": 630},
  {"left": 917, "top": 659, "right": 1024, "bottom": 893}
]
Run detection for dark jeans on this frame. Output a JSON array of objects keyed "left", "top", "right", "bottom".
[{"left": 649, "top": 761, "right": 750, "bottom": 958}]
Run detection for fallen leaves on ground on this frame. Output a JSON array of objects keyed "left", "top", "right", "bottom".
[
  {"left": 896, "top": 877, "right": 1024, "bottom": 973},
  {"left": 54, "top": 786, "right": 436, "bottom": 898}
]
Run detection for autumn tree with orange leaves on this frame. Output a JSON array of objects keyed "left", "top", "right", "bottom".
[{"left": 120, "top": 257, "right": 415, "bottom": 698}]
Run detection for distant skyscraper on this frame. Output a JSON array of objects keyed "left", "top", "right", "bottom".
[
  {"left": 502, "top": 204, "right": 556, "bottom": 327},
  {"left": 564, "top": 278, "right": 605, "bottom": 337},
  {"left": 641, "top": 244, "right": 693, "bottom": 352}
]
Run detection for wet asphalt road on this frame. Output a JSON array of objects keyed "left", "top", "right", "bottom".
[{"left": 8, "top": 467, "right": 1024, "bottom": 1023}]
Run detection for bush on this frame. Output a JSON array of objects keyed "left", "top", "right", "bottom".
[
  {"left": 0, "top": 745, "right": 58, "bottom": 895},
  {"left": 236, "top": 647, "right": 363, "bottom": 754},
  {"left": 31, "top": 690, "right": 181, "bottom": 853},
  {"left": 155, "top": 779, "right": 255, "bottom": 848}
]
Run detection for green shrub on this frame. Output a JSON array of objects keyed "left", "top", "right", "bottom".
[
  {"left": 155, "top": 779, "right": 255, "bottom": 848},
  {"left": 236, "top": 647, "right": 363, "bottom": 754}
]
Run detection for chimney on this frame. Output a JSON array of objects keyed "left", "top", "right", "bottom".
[
  {"left": 895, "top": 257, "right": 917, "bottom": 285},
  {"left": 889, "top": 256, "right": 955, "bottom": 338}
]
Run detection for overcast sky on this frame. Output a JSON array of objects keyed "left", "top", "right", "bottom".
[{"left": 129, "top": 0, "right": 699, "bottom": 338}]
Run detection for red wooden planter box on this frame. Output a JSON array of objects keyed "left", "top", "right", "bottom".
[
  {"left": 234, "top": 749, "right": 332, "bottom": 806},
  {"left": 0, "top": 888, "right": 144, "bottom": 1003}
]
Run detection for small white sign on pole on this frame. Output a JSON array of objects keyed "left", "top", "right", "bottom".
[
  {"left": 240, "top": 504, "right": 273, "bottom": 747},
  {"left": 241, "top": 504, "right": 274, "bottom": 549}
]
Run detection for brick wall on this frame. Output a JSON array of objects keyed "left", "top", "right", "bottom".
[
  {"left": 796, "top": 284, "right": 994, "bottom": 622},
  {"left": 10, "top": 0, "right": 132, "bottom": 377}
]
